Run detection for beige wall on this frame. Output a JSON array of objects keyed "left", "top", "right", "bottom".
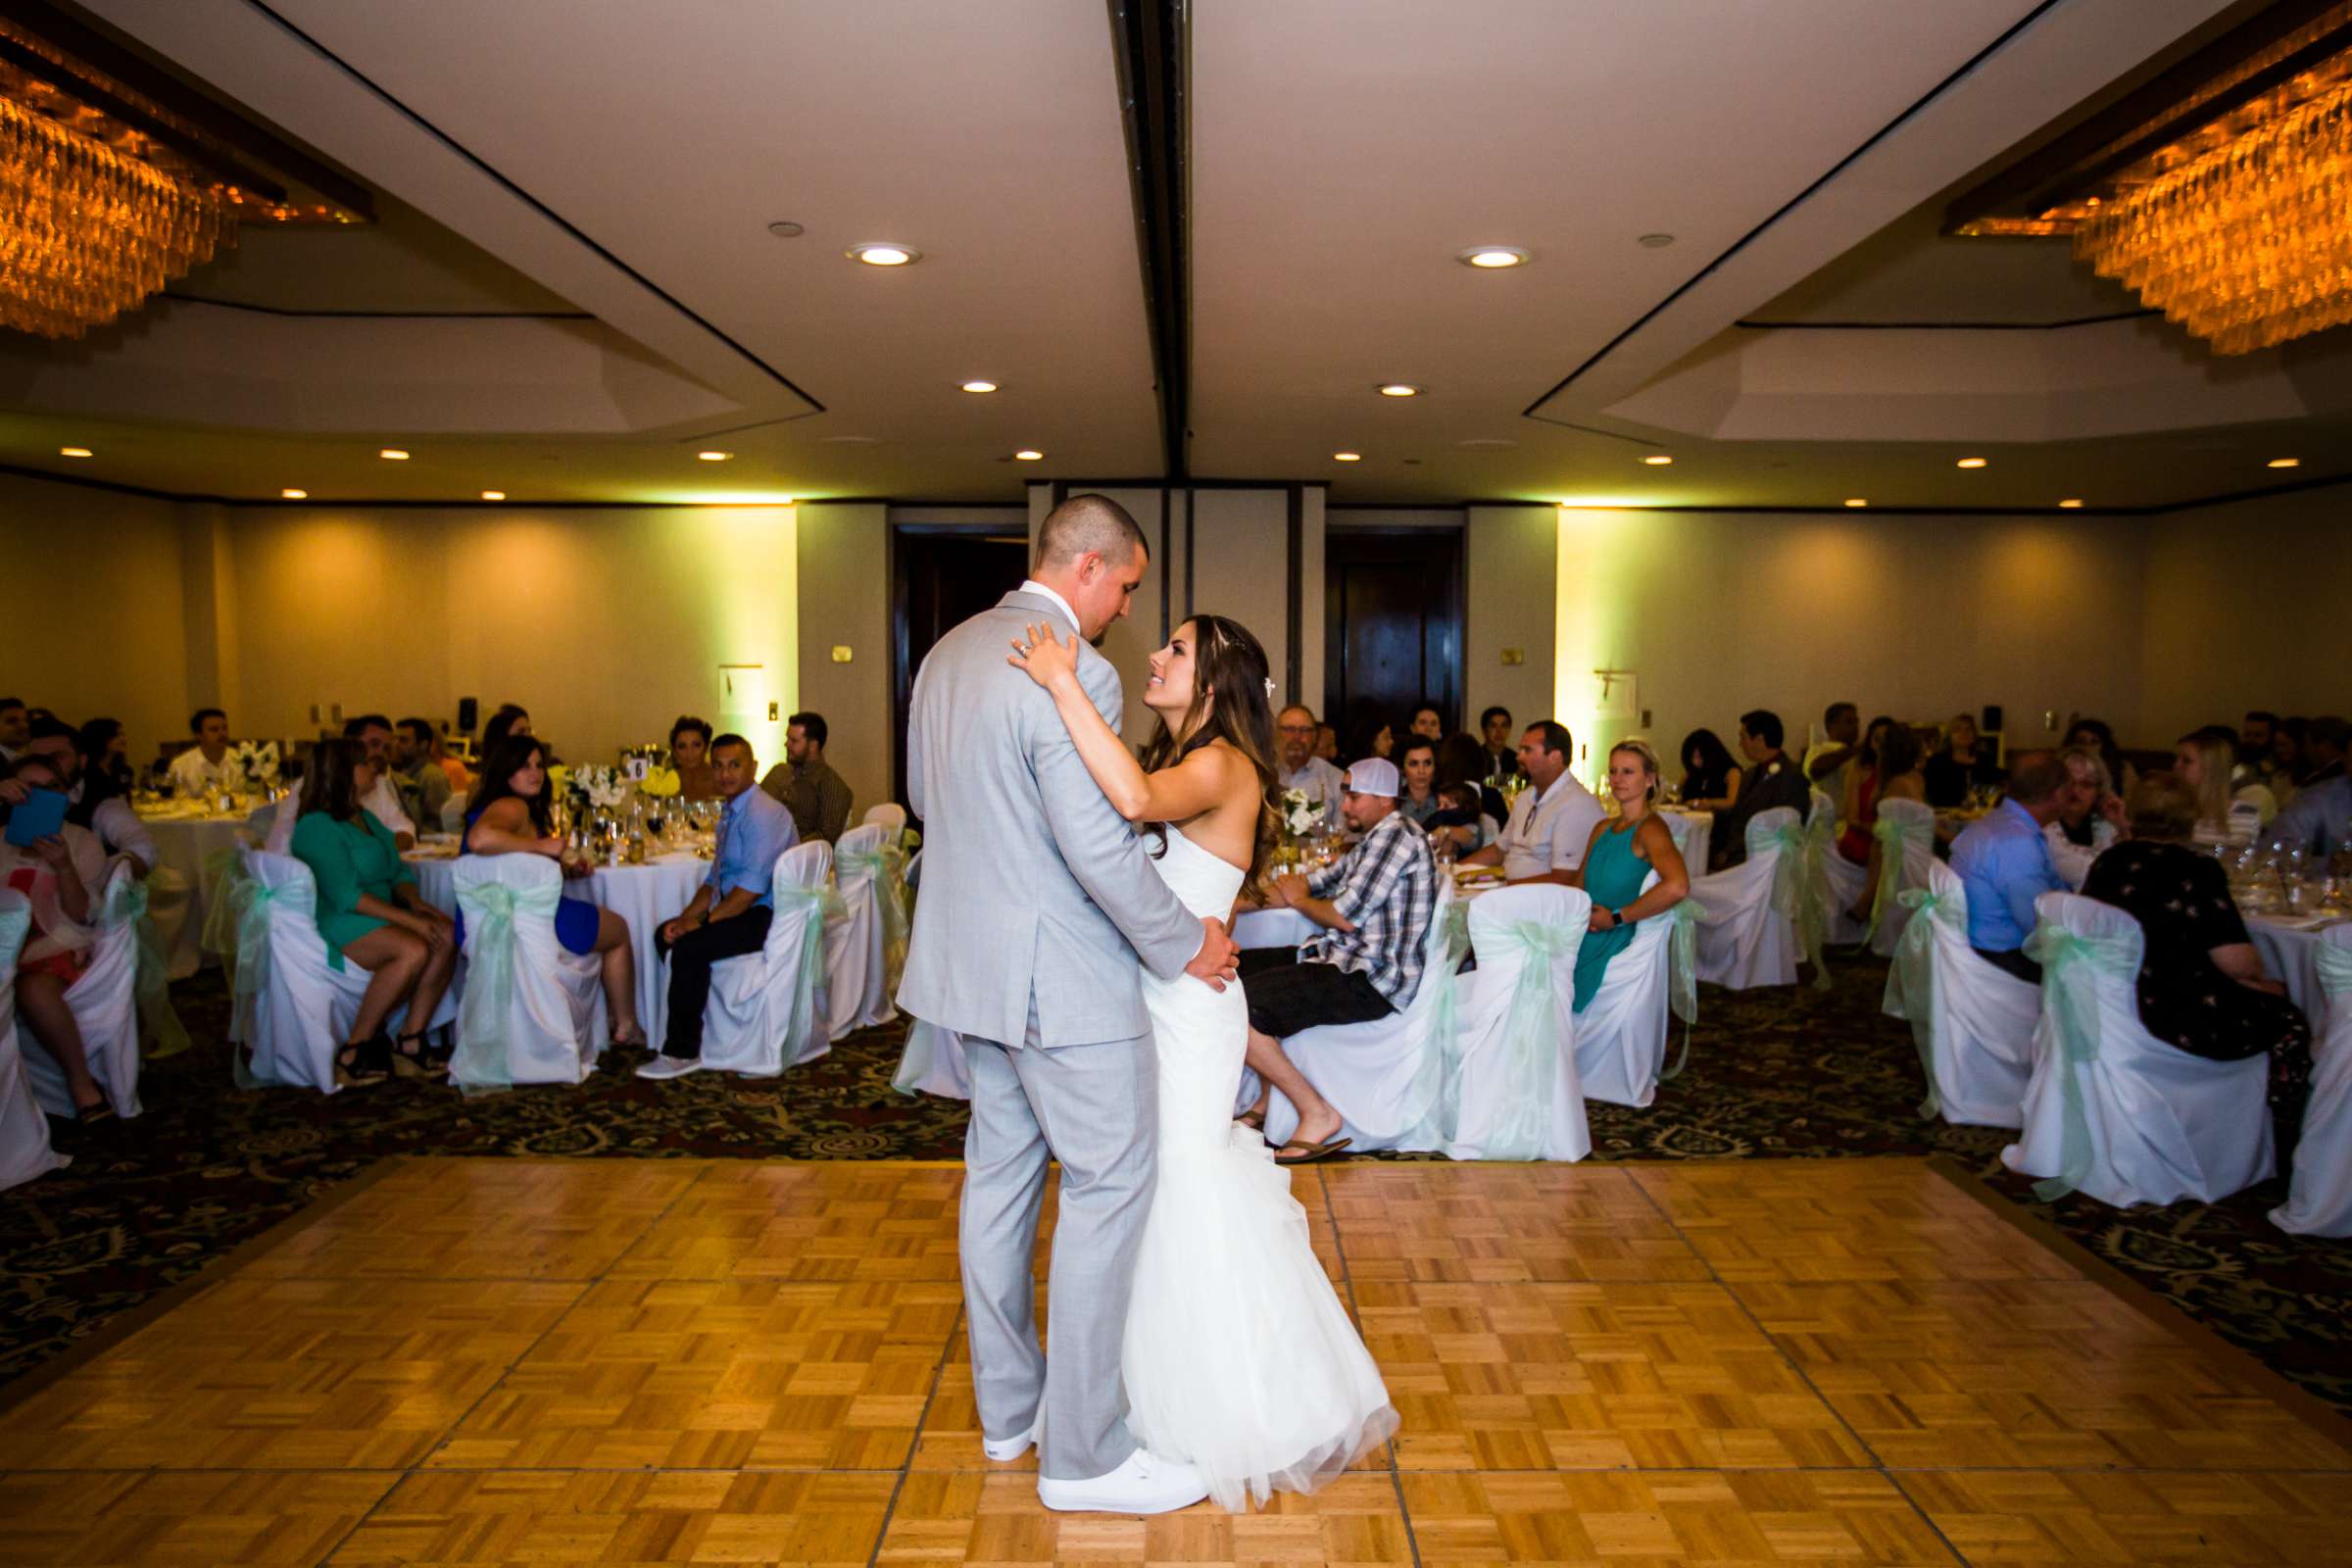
[
  {"left": 0, "top": 474, "right": 193, "bottom": 753},
  {"left": 1189, "top": 488, "right": 1292, "bottom": 702},
  {"left": 795, "top": 501, "right": 891, "bottom": 813},
  {"left": 1466, "top": 505, "right": 1558, "bottom": 755}
]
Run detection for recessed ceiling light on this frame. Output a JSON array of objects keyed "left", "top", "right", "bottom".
[
  {"left": 960, "top": 379, "right": 998, "bottom": 393},
  {"left": 2268, "top": 457, "right": 2300, "bottom": 468},
  {"left": 1333, "top": 451, "right": 1362, "bottom": 462},
  {"left": 697, "top": 450, "right": 732, "bottom": 462},
  {"left": 280, "top": 488, "right": 307, "bottom": 500},
  {"left": 1641, "top": 454, "right": 1673, "bottom": 466},
  {"left": 765, "top": 220, "right": 805, "bottom": 238},
  {"left": 1377, "top": 383, "right": 1421, "bottom": 398},
  {"left": 378, "top": 447, "right": 410, "bottom": 461},
  {"left": 847, "top": 242, "right": 919, "bottom": 267},
  {"left": 1637, "top": 233, "right": 1676, "bottom": 248},
  {"left": 1457, "top": 246, "right": 1530, "bottom": 269},
  {"left": 1955, "top": 457, "right": 1987, "bottom": 469},
  {"left": 2058, "top": 498, "right": 2082, "bottom": 509},
  {"left": 1843, "top": 498, "right": 1868, "bottom": 508},
  {"left": 481, "top": 490, "right": 506, "bottom": 501},
  {"left": 1013, "top": 449, "right": 1044, "bottom": 461},
  {"left": 58, "top": 446, "right": 92, "bottom": 458}
]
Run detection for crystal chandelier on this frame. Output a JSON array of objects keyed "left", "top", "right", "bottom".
[
  {"left": 2074, "top": 75, "right": 2352, "bottom": 357},
  {"left": 1, "top": 91, "right": 232, "bottom": 340}
]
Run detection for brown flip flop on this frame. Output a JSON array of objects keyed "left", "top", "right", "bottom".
[
  {"left": 1273, "top": 1135, "right": 1351, "bottom": 1165},
  {"left": 1235, "top": 1107, "right": 1267, "bottom": 1132}
]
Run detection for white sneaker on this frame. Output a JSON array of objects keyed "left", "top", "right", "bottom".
[
  {"left": 981, "top": 1420, "right": 1036, "bottom": 1462},
  {"left": 1038, "top": 1448, "right": 1208, "bottom": 1514},
  {"left": 635, "top": 1054, "right": 704, "bottom": 1081}
]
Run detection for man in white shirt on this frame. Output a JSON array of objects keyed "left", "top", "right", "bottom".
[
  {"left": 1274, "top": 704, "right": 1346, "bottom": 826},
  {"left": 1459, "top": 720, "right": 1605, "bottom": 883},
  {"left": 266, "top": 714, "right": 416, "bottom": 852},
  {"left": 168, "top": 708, "right": 235, "bottom": 798},
  {"left": 1803, "top": 702, "right": 1861, "bottom": 804}
]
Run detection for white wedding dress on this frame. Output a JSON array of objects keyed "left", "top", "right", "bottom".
[{"left": 1121, "top": 824, "right": 1398, "bottom": 1510}]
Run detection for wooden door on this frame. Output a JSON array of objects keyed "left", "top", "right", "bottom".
[
  {"left": 1323, "top": 527, "right": 1464, "bottom": 755},
  {"left": 891, "top": 528, "right": 1031, "bottom": 810}
]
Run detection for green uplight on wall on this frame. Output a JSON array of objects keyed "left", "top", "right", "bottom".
[{"left": 693, "top": 502, "right": 800, "bottom": 764}]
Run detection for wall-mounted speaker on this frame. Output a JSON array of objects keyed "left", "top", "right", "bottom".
[
  {"left": 457, "top": 697, "right": 478, "bottom": 733},
  {"left": 1982, "top": 704, "right": 2003, "bottom": 733}
]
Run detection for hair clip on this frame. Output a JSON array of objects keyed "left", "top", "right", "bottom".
[{"left": 1263, "top": 677, "right": 1277, "bottom": 699}]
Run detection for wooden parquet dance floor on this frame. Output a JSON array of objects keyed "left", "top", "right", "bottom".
[{"left": 2, "top": 1155, "right": 2349, "bottom": 1565}]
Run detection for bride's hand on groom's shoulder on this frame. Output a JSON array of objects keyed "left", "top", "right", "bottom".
[{"left": 1005, "top": 621, "right": 1081, "bottom": 690}]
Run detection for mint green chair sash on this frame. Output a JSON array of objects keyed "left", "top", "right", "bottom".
[
  {"left": 1476, "top": 919, "right": 1580, "bottom": 1158},
  {"left": 0, "top": 904, "right": 27, "bottom": 1004},
  {"left": 1865, "top": 815, "right": 1935, "bottom": 943},
  {"left": 2321, "top": 941, "right": 2352, "bottom": 1004},
  {"left": 774, "top": 880, "right": 847, "bottom": 1063},
  {"left": 1764, "top": 819, "right": 1831, "bottom": 991},
  {"left": 227, "top": 873, "right": 290, "bottom": 1089},
  {"left": 451, "top": 878, "right": 566, "bottom": 1097},
  {"left": 1399, "top": 898, "right": 1472, "bottom": 1145},
  {"left": 1889, "top": 884, "right": 1954, "bottom": 1118},
  {"left": 2020, "top": 919, "right": 2140, "bottom": 1201},
  {"left": 198, "top": 844, "right": 248, "bottom": 960},
  {"left": 837, "top": 842, "right": 909, "bottom": 996},
  {"left": 1658, "top": 898, "right": 1703, "bottom": 1080},
  {"left": 106, "top": 875, "right": 190, "bottom": 1060}
]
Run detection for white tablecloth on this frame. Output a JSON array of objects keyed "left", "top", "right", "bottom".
[
  {"left": 2247, "top": 914, "right": 2333, "bottom": 1023},
  {"left": 406, "top": 851, "right": 710, "bottom": 1048},
  {"left": 137, "top": 812, "right": 249, "bottom": 979},
  {"left": 1657, "top": 808, "right": 1712, "bottom": 875},
  {"left": 1234, "top": 906, "right": 1317, "bottom": 950}
]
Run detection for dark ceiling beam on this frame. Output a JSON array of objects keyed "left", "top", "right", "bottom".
[{"left": 1105, "top": 0, "right": 1189, "bottom": 482}]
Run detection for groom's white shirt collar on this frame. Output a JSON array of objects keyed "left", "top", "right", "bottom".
[{"left": 1016, "top": 578, "right": 1081, "bottom": 634}]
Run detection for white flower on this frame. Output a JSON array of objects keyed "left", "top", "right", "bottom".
[{"left": 1280, "top": 787, "right": 1323, "bottom": 838}]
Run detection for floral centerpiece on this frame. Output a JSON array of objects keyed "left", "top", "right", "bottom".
[
  {"left": 226, "top": 740, "right": 279, "bottom": 796},
  {"left": 563, "top": 762, "right": 632, "bottom": 813},
  {"left": 1280, "top": 787, "right": 1323, "bottom": 840},
  {"left": 637, "top": 766, "right": 681, "bottom": 801}
]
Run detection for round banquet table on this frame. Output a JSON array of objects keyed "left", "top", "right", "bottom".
[
  {"left": 405, "top": 850, "right": 710, "bottom": 1049},
  {"left": 2245, "top": 913, "right": 2336, "bottom": 1026},
  {"left": 135, "top": 809, "right": 251, "bottom": 979}
]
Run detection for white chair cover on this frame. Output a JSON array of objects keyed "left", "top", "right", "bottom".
[
  {"left": 825, "top": 823, "right": 903, "bottom": 1039},
  {"left": 451, "top": 856, "right": 604, "bottom": 1093},
  {"left": 1250, "top": 881, "right": 1463, "bottom": 1152},
  {"left": 1882, "top": 858, "right": 2036, "bottom": 1128},
  {"left": 892, "top": 1018, "right": 973, "bottom": 1099},
  {"left": 1402, "top": 884, "right": 1590, "bottom": 1162},
  {"left": 700, "top": 842, "right": 835, "bottom": 1076},
  {"left": 439, "top": 797, "right": 467, "bottom": 834},
  {"left": 2271, "top": 925, "right": 2352, "bottom": 1237},
  {"left": 1689, "top": 807, "right": 1801, "bottom": 990},
  {"left": 902, "top": 848, "right": 923, "bottom": 892},
  {"left": 1864, "top": 799, "right": 1939, "bottom": 958},
  {"left": 1812, "top": 789, "right": 1870, "bottom": 949},
  {"left": 2001, "top": 892, "right": 2275, "bottom": 1206},
  {"left": 229, "top": 849, "right": 454, "bottom": 1095},
  {"left": 1575, "top": 870, "right": 1701, "bottom": 1108},
  {"left": 862, "top": 803, "right": 908, "bottom": 836},
  {"left": 0, "top": 894, "right": 68, "bottom": 1189},
  {"left": 23, "top": 860, "right": 143, "bottom": 1121}
]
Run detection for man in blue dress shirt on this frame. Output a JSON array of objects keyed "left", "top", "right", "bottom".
[
  {"left": 1948, "top": 752, "right": 2069, "bottom": 983},
  {"left": 2268, "top": 715, "right": 2348, "bottom": 859},
  {"left": 638, "top": 732, "right": 799, "bottom": 1078}
]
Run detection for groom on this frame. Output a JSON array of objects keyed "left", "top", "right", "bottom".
[{"left": 899, "top": 493, "right": 1240, "bottom": 1513}]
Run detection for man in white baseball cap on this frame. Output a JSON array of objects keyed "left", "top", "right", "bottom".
[{"left": 1237, "top": 755, "right": 1438, "bottom": 1163}]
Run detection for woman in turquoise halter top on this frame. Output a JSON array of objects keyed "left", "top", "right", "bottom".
[{"left": 1571, "top": 740, "right": 1692, "bottom": 1011}]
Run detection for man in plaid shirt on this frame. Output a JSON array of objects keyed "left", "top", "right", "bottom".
[{"left": 1240, "top": 756, "right": 1438, "bottom": 1163}]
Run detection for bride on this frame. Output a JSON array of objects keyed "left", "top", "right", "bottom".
[{"left": 1008, "top": 612, "right": 1397, "bottom": 1512}]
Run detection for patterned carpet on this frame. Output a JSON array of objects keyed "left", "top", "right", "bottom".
[{"left": 4, "top": 956, "right": 2347, "bottom": 1414}]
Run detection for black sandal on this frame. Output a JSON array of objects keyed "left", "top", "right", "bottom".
[
  {"left": 335, "top": 1040, "right": 390, "bottom": 1088},
  {"left": 392, "top": 1031, "right": 450, "bottom": 1079},
  {"left": 73, "top": 1094, "right": 115, "bottom": 1126}
]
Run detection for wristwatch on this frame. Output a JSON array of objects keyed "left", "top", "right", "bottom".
[{"left": 1607, "top": 907, "right": 1626, "bottom": 928}]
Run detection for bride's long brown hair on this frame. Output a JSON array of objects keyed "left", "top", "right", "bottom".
[{"left": 1139, "top": 613, "right": 1281, "bottom": 883}]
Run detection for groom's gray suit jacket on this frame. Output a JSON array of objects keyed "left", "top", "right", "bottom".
[{"left": 897, "top": 587, "right": 1200, "bottom": 1047}]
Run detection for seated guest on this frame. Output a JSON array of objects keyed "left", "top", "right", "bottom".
[
  {"left": 1803, "top": 701, "right": 1863, "bottom": 803},
  {"left": 1396, "top": 737, "right": 1443, "bottom": 827},
  {"left": 1846, "top": 719, "right": 1927, "bottom": 920},
  {"left": 2240, "top": 710, "right": 2284, "bottom": 796},
  {"left": 2046, "top": 745, "right": 2125, "bottom": 889},
  {"left": 1479, "top": 706, "right": 1522, "bottom": 782},
  {"left": 2063, "top": 716, "right": 2136, "bottom": 801},
  {"left": 668, "top": 714, "right": 718, "bottom": 801},
  {"left": 1238, "top": 757, "right": 1436, "bottom": 1162},
  {"left": 2268, "top": 715, "right": 2349, "bottom": 858},
  {"left": 2176, "top": 726, "right": 2271, "bottom": 847},
  {"left": 1349, "top": 716, "right": 1396, "bottom": 762},
  {"left": 638, "top": 733, "right": 798, "bottom": 1079},
  {"left": 1710, "top": 710, "right": 1811, "bottom": 870},
  {"left": 0, "top": 697, "right": 24, "bottom": 764},
  {"left": 268, "top": 715, "right": 416, "bottom": 853},
  {"left": 1570, "top": 740, "right": 1690, "bottom": 1011},
  {"left": 390, "top": 717, "right": 453, "bottom": 831},
  {"left": 1274, "top": 704, "right": 1346, "bottom": 824},
  {"left": 433, "top": 729, "right": 472, "bottom": 797},
  {"left": 1436, "top": 730, "right": 1504, "bottom": 824},
  {"left": 2084, "top": 772, "right": 2313, "bottom": 1161},
  {"left": 1947, "top": 752, "right": 2069, "bottom": 982},
  {"left": 1407, "top": 703, "right": 1446, "bottom": 743},
  {"left": 7, "top": 717, "right": 155, "bottom": 876},
  {"left": 0, "top": 755, "right": 115, "bottom": 1119},
  {"left": 460, "top": 734, "right": 647, "bottom": 1050},
  {"left": 1459, "top": 720, "right": 1604, "bottom": 883},
  {"left": 1424, "top": 781, "right": 1494, "bottom": 857},
  {"left": 167, "top": 707, "right": 235, "bottom": 799},
  {"left": 1924, "top": 711, "right": 2006, "bottom": 808},
  {"left": 1314, "top": 721, "right": 1340, "bottom": 763},
  {"left": 1677, "top": 727, "right": 1740, "bottom": 811},
  {"left": 480, "top": 703, "right": 532, "bottom": 758},
  {"left": 758, "top": 710, "right": 853, "bottom": 844},
  {"left": 287, "top": 738, "right": 457, "bottom": 1085},
  {"left": 2274, "top": 716, "right": 2310, "bottom": 795},
  {"left": 1835, "top": 713, "right": 1898, "bottom": 864}
]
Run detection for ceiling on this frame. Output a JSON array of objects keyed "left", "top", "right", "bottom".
[{"left": 3, "top": 0, "right": 2346, "bottom": 512}]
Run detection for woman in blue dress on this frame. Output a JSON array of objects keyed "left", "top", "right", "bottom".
[
  {"left": 1569, "top": 739, "right": 1690, "bottom": 1011},
  {"left": 460, "top": 734, "right": 648, "bottom": 1049}
]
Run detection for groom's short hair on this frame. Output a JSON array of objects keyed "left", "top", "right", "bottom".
[{"left": 1036, "top": 493, "right": 1148, "bottom": 571}]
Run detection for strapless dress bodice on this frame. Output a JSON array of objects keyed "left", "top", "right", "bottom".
[{"left": 1151, "top": 824, "right": 1248, "bottom": 921}]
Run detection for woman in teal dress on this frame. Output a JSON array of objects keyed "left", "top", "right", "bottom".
[
  {"left": 289, "top": 737, "right": 458, "bottom": 1086},
  {"left": 1570, "top": 739, "right": 1690, "bottom": 1010}
]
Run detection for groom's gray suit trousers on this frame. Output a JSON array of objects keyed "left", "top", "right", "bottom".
[{"left": 959, "top": 1012, "right": 1156, "bottom": 1483}]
